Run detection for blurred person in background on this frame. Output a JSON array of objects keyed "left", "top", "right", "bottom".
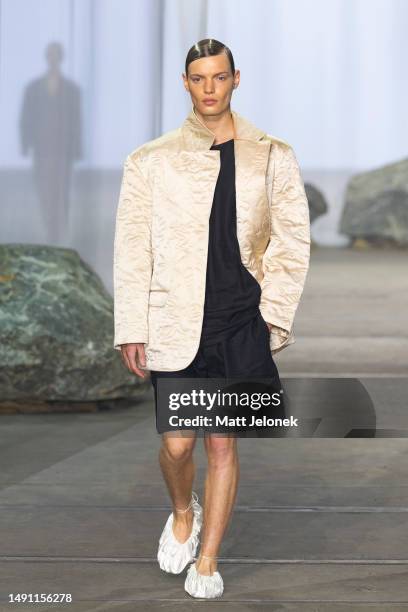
[{"left": 19, "top": 41, "right": 82, "bottom": 244}]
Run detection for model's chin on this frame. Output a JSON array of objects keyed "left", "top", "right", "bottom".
[
  {"left": 196, "top": 104, "right": 219, "bottom": 114},
  {"left": 195, "top": 103, "right": 228, "bottom": 116}
]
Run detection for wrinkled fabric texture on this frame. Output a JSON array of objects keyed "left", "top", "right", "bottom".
[{"left": 113, "top": 106, "right": 310, "bottom": 371}]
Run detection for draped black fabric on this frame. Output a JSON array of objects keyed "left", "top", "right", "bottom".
[
  {"left": 150, "top": 137, "right": 285, "bottom": 434},
  {"left": 199, "top": 138, "right": 261, "bottom": 346}
]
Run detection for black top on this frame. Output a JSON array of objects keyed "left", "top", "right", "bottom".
[{"left": 199, "top": 138, "right": 261, "bottom": 346}]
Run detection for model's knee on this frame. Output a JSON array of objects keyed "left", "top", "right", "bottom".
[
  {"left": 206, "top": 438, "right": 236, "bottom": 467},
  {"left": 161, "top": 439, "right": 194, "bottom": 463}
]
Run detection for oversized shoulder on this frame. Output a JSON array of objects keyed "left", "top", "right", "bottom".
[
  {"left": 121, "top": 127, "right": 298, "bottom": 181},
  {"left": 125, "top": 127, "right": 295, "bottom": 161},
  {"left": 262, "top": 133, "right": 303, "bottom": 174},
  {"left": 126, "top": 127, "right": 182, "bottom": 164},
  {"left": 262, "top": 133, "right": 295, "bottom": 154},
  {"left": 119, "top": 128, "right": 181, "bottom": 184}
]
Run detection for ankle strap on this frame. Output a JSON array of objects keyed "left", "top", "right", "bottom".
[
  {"left": 200, "top": 553, "right": 218, "bottom": 560},
  {"left": 174, "top": 490, "right": 198, "bottom": 513}
]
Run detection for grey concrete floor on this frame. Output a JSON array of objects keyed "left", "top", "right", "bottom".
[
  {"left": 1, "top": 247, "right": 408, "bottom": 610},
  {"left": 276, "top": 246, "right": 408, "bottom": 377}
]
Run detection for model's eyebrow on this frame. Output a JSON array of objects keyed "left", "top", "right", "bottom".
[{"left": 189, "top": 71, "right": 229, "bottom": 77}]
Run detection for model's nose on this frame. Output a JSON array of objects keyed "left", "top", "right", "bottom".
[{"left": 203, "top": 79, "right": 215, "bottom": 94}]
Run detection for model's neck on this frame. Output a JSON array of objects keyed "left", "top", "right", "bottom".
[{"left": 193, "top": 106, "right": 235, "bottom": 144}]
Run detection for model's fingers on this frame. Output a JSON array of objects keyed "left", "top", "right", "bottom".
[
  {"left": 137, "top": 344, "right": 147, "bottom": 368},
  {"left": 120, "top": 346, "right": 131, "bottom": 370},
  {"left": 127, "top": 344, "right": 146, "bottom": 378}
]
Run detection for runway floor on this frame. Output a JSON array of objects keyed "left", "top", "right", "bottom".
[{"left": 1, "top": 247, "right": 407, "bottom": 610}]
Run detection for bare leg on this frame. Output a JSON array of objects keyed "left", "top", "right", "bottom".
[
  {"left": 196, "top": 435, "right": 239, "bottom": 575},
  {"left": 159, "top": 432, "right": 198, "bottom": 542}
]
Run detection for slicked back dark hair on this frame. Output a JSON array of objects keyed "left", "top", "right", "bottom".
[{"left": 185, "top": 38, "right": 235, "bottom": 76}]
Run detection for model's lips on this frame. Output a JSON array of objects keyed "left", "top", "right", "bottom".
[{"left": 203, "top": 99, "right": 217, "bottom": 105}]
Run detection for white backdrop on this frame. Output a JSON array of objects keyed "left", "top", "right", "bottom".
[{"left": 1, "top": 0, "right": 407, "bottom": 289}]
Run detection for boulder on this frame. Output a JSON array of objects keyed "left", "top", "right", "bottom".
[
  {"left": 339, "top": 158, "right": 408, "bottom": 246},
  {"left": 305, "top": 183, "right": 328, "bottom": 224},
  {"left": 0, "top": 244, "right": 149, "bottom": 402}
]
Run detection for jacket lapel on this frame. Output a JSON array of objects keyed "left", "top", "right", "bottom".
[
  {"left": 181, "top": 104, "right": 267, "bottom": 149},
  {"left": 180, "top": 105, "right": 272, "bottom": 228}
]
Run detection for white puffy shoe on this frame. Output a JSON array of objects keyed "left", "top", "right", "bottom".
[
  {"left": 184, "top": 555, "right": 224, "bottom": 599},
  {"left": 157, "top": 491, "right": 203, "bottom": 574}
]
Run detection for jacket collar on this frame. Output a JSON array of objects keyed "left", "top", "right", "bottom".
[{"left": 181, "top": 104, "right": 266, "bottom": 150}]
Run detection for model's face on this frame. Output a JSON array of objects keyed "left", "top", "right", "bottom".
[{"left": 183, "top": 54, "right": 240, "bottom": 116}]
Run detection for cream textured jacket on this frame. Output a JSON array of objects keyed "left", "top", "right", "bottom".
[{"left": 113, "top": 106, "right": 310, "bottom": 371}]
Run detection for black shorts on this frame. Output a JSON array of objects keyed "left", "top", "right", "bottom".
[{"left": 150, "top": 309, "right": 283, "bottom": 433}]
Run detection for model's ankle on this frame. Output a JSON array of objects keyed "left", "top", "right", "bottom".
[
  {"left": 173, "top": 506, "right": 194, "bottom": 523},
  {"left": 195, "top": 554, "right": 218, "bottom": 575}
]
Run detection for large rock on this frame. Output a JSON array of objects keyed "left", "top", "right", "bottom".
[
  {"left": 305, "top": 183, "right": 328, "bottom": 224},
  {"left": 0, "top": 244, "right": 149, "bottom": 401},
  {"left": 339, "top": 159, "right": 408, "bottom": 245}
]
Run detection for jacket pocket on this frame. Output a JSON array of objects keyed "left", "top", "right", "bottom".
[{"left": 148, "top": 289, "right": 169, "bottom": 307}]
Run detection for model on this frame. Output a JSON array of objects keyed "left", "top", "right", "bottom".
[{"left": 113, "top": 38, "right": 310, "bottom": 599}]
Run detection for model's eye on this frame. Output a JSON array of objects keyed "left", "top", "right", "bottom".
[
  {"left": 191, "top": 78, "right": 200, "bottom": 83},
  {"left": 218, "top": 76, "right": 226, "bottom": 81}
]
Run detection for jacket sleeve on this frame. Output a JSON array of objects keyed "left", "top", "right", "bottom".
[
  {"left": 113, "top": 153, "right": 153, "bottom": 350},
  {"left": 259, "top": 143, "right": 310, "bottom": 350}
]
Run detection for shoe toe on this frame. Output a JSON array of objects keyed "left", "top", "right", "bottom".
[
  {"left": 184, "top": 563, "right": 224, "bottom": 599},
  {"left": 158, "top": 541, "right": 195, "bottom": 574}
]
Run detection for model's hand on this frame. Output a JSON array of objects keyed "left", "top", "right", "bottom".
[{"left": 120, "top": 343, "right": 147, "bottom": 378}]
